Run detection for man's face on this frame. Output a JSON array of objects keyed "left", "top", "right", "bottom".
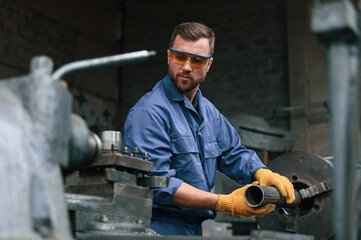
[{"left": 167, "top": 35, "right": 213, "bottom": 96}]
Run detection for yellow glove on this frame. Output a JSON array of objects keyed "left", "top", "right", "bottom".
[
  {"left": 254, "top": 168, "right": 295, "bottom": 204},
  {"left": 215, "top": 181, "right": 276, "bottom": 217}
]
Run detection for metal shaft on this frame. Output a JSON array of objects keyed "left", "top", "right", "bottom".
[
  {"left": 311, "top": 2, "right": 361, "bottom": 239},
  {"left": 52, "top": 50, "right": 156, "bottom": 80},
  {"left": 328, "top": 42, "right": 359, "bottom": 240},
  {"left": 245, "top": 185, "right": 302, "bottom": 208}
]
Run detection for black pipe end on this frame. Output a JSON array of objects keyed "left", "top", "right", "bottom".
[{"left": 245, "top": 185, "right": 264, "bottom": 208}]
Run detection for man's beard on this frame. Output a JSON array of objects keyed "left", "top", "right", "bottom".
[{"left": 172, "top": 75, "right": 199, "bottom": 93}]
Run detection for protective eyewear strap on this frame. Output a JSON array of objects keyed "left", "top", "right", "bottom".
[{"left": 169, "top": 46, "right": 212, "bottom": 59}]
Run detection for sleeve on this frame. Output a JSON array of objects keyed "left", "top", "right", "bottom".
[
  {"left": 216, "top": 113, "right": 267, "bottom": 185},
  {"left": 122, "top": 107, "right": 183, "bottom": 205}
]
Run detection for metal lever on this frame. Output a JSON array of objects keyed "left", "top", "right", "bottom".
[
  {"left": 52, "top": 50, "right": 156, "bottom": 80},
  {"left": 299, "top": 180, "right": 333, "bottom": 199}
]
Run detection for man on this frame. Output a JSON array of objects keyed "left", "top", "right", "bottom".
[{"left": 123, "top": 22, "right": 295, "bottom": 236}]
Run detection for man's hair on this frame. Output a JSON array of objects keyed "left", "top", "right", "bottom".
[{"left": 169, "top": 22, "right": 215, "bottom": 54}]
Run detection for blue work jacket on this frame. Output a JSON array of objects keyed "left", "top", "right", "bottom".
[{"left": 123, "top": 74, "right": 266, "bottom": 220}]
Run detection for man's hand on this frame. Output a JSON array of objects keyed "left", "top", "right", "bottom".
[
  {"left": 215, "top": 181, "right": 276, "bottom": 217},
  {"left": 254, "top": 168, "right": 295, "bottom": 204}
]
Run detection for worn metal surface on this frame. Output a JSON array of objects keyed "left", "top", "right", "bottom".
[
  {"left": 66, "top": 183, "right": 117, "bottom": 195},
  {"left": 66, "top": 193, "right": 153, "bottom": 236},
  {"left": 91, "top": 152, "right": 154, "bottom": 172},
  {"left": 250, "top": 230, "right": 314, "bottom": 240},
  {"left": 56, "top": 50, "right": 160, "bottom": 237},
  {"left": 0, "top": 56, "right": 73, "bottom": 239},
  {"left": 137, "top": 175, "right": 170, "bottom": 188},
  {"left": 105, "top": 168, "right": 137, "bottom": 185},
  {"left": 311, "top": 1, "right": 359, "bottom": 41},
  {"left": 311, "top": 1, "right": 361, "bottom": 240},
  {"left": 66, "top": 178, "right": 155, "bottom": 236},
  {"left": 105, "top": 168, "right": 169, "bottom": 188},
  {"left": 65, "top": 148, "right": 170, "bottom": 238},
  {"left": 0, "top": 50, "right": 156, "bottom": 239},
  {"left": 73, "top": 229, "right": 313, "bottom": 240},
  {"left": 76, "top": 234, "right": 250, "bottom": 240},
  {"left": 256, "top": 152, "right": 333, "bottom": 240}
]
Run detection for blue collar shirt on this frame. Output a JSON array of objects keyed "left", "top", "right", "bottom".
[{"left": 123, "top": 74, "right": 266, "bottom": 219}]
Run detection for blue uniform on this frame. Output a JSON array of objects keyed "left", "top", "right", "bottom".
[{"left": 123, "top": 74, "right": 266, "bottom": 235}]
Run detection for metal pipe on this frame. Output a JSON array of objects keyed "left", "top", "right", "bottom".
[
  {"left": 244, "top": 185, "right": 302, "bottom": 208},
  {"left": 52, "top": 50, "right": 156, "bottom": 80}
]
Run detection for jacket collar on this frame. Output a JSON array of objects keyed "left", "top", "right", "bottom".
[
  {"left": 163, "top": 74, "right": 204, "bottom": 123},
  {"left": 163, "top": 74, "right": 184, "bottom": 102},
  {"left": 163, "top": 74, "right": 202, "bottom": 103}
]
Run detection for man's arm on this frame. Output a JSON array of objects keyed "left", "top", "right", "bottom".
[
  {"left": 172, "top": 182, "right": 276, "bottom": 217},
  {"left": 171, "top": 182, "right": 218, "bottom": 210},
  {"left": 214, "top": 113, "right": 295, "bottom": 203}
]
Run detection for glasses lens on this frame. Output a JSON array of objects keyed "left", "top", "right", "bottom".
[
  {"left": 171, "top": 52, "right": 188, "bottom": 64},
  {"left": 171, "top": 51, "right": 208, "bottom": 68},
  {"left": 190, "top": 56, "right": 208, "bottom": 68}
]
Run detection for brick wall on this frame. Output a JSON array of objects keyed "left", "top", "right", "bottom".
[
  {"left": 120, "top": 0, "right": 289, "bottom": 131},
  {"left": 0, "top": 0, "right": 121, "bottom": 132},
  {"left": 0, "top": 0, "right": 293, "bottom": 139},
  {"left": 287, "top": 0, "right": 330, "bottom": 156},
  {"left": 0, "top": 0, "right": 74, "bottom": 75}
]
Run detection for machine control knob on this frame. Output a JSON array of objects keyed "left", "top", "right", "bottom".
[
  {"left": 142, "top": 152, "right": 149, "bottom": 161},
  {"left": 122, "top": 146, "right": 130, "bottom": 155},
  {"left": 132, "top": 147, "right": 140, "bottom": 158}
]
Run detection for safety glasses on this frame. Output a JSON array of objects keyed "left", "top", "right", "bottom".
[{"left": 169, "top": 46, "right": 212, "bottom": 68}]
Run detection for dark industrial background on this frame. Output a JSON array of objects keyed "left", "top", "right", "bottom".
[{"left": 0, "top": 0, "right": 330, "bottom": 156}]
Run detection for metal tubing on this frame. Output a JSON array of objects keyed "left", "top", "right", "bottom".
[
  {"left": 52, "top": 50, "right": 156, "bottom": 80},
  {"left": 245, "top": 185, "right": 302, "bottom": 208}
]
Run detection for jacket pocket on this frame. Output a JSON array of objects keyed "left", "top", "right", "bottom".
[
  {"left": 170, "top": 136, "right": 204, "bottom": 186},
  {"left": 203, "top": 141, "right": 222, "bottom": 188},
  {"left": 204, "top": 141, "right": 221, "bottom": 159},
  {"left": 171, "top": 136, "right": 199, "bottom": 154}
]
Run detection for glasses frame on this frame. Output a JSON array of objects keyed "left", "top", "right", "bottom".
[
  {"left": 169, "top": 46, "right": 213, "bottom": 59},
  {"left": 169, "top": 46, "right": 213, "bottom": 68}
]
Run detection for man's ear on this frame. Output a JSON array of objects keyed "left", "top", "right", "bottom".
[
  {"left": 206, "top": 58, "right": 213, "bottom": 72},
  {"left": 167, "top": 49, "right": 170, "bottom": 65}
]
